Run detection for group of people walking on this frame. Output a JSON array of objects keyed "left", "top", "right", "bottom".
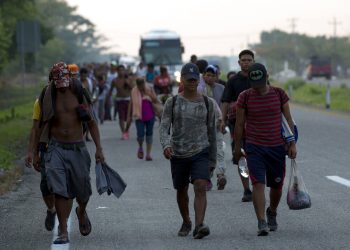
[{"left": 24, "top": 48, "right": 297, "bottom": 244}]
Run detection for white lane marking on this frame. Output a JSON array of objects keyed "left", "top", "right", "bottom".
[
  {"left": 96, "top": 206, "right": 108, "bottom": 209},
  {"left": 326, "top": 176, "right": 350, "bottom": 188},
  {"left": 51, "top": 215, "right": 71, "bottom": 250}
]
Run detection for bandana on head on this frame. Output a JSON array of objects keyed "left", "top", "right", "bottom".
[{"left": 50, "top": 62, "right": 70, "bottom": 88}]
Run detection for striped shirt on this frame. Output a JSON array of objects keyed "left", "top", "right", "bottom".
[{"left": 236, "top": 86, "right": 289, "bottom": 146}]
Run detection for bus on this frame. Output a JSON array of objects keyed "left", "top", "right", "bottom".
[{"left": 139, "top": 30, "right": 184, "bottom": 81}]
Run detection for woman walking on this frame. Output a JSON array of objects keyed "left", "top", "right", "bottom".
[{"left": 128, "top": 78, "right": 158, "bottom": 161}]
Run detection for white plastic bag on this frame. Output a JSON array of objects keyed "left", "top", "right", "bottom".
[{"left": 287, "top": 159, "right": 311, "bottom": 210}]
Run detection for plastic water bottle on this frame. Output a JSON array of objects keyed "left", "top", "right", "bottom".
[{"left": 238, "top": 151, "right": 249, "bottom": 179}]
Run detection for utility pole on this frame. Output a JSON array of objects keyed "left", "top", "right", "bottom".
[
  {"left": 329, "top": 17, "right": 341, "bottom": 76},
  {"left": 287, "top": 18, "right": 298, "bottom": 34},
  {"left": 288, "top": 18, "right": 299, "bottom": 74}
]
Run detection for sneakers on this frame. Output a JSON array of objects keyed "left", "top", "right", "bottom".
[
  {"left": 193, "top": 223, "right": 210, "bottom": 239},
  {"left": 206, "top": 180, "right": 213, "bottom": 191},
  {"left": 266, "top": 207, "right": 278, "bottom": 231},
  {"left": 178, "top": 222, "right": 192, "bottom": 237},
  {"left": 241, "top": 189, "right": 253, "bottom": 202},
  {"left": 45, "top": 210, "right": 56, "bottom": 231},
  {"left": 122, "top": 131, "right": 129, "bottom": 140},
  {"left": 257, "top": 219, "right": 269, "bottom": 236},
  {"left": 217, "top": 175, "right": 227, "bottom": 190}
]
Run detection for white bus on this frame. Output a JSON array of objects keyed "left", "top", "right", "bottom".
[{"left": 139, "top": 30, "right": 184, "bottom": 81}]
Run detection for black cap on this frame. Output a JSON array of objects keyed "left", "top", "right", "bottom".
[
  {"left": 181, "top": 63, "right": 200, "bottom": 80},
  {"left": 248, "top": 63, "right": 267, "bottom": 86},
  {"left": 204, "top": 65, "right": 218, "bottom": 75}
]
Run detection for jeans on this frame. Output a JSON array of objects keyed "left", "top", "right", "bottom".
[{"left": 135, "top": 117, "right": 155, "bottom": 144}]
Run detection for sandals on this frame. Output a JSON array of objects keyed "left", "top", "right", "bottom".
[
  {"left": 75, "top": 207, "right": 92, "bottom": 236},
  {"left": 53, "top": 234, "right": 69, "bottom": 244},
  {"left": 137, "top": 148, "right": 144, "bottom": 159}
]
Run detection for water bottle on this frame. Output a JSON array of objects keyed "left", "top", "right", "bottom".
[{"left": 238, "top": 149, "right": 249, "bottom": 179}]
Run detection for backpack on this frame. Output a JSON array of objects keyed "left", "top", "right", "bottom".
[{"left": 168, "top": 94, "right": 210, "bottom": 135}]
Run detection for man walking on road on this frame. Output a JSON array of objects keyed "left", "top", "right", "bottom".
[
  {"left": 220, "top": 49, "right": 255, "bottom": 202},
  {"left": 25, "top": 95, "right": 56, "bottom": 231},
  {"left": 159, "top": 63, "right": 216, "bottom": 239},
  {"left": 234, "top": 63, "right": 297, "bottom": 236},
  {"left": 39, "top": 62, "right": 104, "bottom": 244}
]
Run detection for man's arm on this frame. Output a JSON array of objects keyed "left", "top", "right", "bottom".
[
  {"left": 87, "top": 119, "right": 105, "bottom": 163},
  {"left": 159, "top": 97, "right": 173, "bottom": 159},
  {"left": 282, "top": 102, "right": 297, "bottom": 159},
  {"left": 207, "top": 100, "right": 217, "bottom": 168},
  {"left": 233, "top": 107, "right": 246, "bottom": 163},
  {"left": 220, "top": 102, "right": 229, "bottom": 132}
]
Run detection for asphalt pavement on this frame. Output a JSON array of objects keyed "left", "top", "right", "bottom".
[{"left": 1, "top": 104, "right": 350, "bottom": 250}]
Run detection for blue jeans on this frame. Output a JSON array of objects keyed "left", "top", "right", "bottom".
[{"left": 135, "top": 117, "right": 155, "bottom": 144}]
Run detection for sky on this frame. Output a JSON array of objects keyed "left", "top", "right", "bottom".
[{"left": 66, "top": 0, "right": 350, "bottom": 60}]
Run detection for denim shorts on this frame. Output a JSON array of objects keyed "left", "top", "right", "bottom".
[
  {"left": 170, "top": 148, "right": 210, "bottom": 190},
  {"left": 245, "top": 143, "right": 286, "bottom": 190}
]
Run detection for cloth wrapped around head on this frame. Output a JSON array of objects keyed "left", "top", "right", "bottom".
[{"left": 49, "top": 62, "right": 70, "bottom": 88}]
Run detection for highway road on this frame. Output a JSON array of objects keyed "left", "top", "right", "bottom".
[{"left": 0, "top": 104, "right": 350, "bottom": 250}]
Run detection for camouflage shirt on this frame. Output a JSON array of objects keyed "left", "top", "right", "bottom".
[{"left": 159, "top": 94, "right": 217, "bottom": 165}]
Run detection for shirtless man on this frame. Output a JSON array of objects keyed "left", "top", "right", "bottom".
[
  {"left": 38, "top": 62, "right": 104, "bottom": 244},
  {"left": 109, "top": 65, "right": 133, "bottom": 139}
]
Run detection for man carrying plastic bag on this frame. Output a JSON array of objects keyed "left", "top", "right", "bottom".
[{"left": 234, "top": 63, "right": 297, "bottom": 236}]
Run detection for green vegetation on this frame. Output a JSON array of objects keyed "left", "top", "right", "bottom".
[
  {"left": 251, "top": 29, "right": 350, "bottom": 76},
  {"left": 0, "top": 0, "right": 106, "bottom": 76},
  {"left": 274, "top": 79, "right": 350, "bottom": 112},
  {"left": 0, "top": 85, "right": 40, "bottom": 170}
]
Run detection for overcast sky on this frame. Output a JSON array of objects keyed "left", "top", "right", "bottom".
[{"left": 66, "top": 0, "right": 349, "bottom": 59}]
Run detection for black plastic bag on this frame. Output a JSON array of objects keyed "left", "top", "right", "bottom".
[{"left": 287, "top": 159, "right": 311, "bottom": 210}]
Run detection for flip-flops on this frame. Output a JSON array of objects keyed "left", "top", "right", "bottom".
[
  {"left": 75, "top": 207, "right": 92, "bottom": 236},
  {"left": 137, "top": 148, "right": 144, "bottom": 159},
  {"left": 53, "top": 235, "right": 69, "bottom": 244}
]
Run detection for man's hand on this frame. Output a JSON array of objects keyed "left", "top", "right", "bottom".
[
  {"left": 288, "top": 142, "right": 297, "bottom": 159},
  {"left": 220, "top": 120, "right": 226, "bottom": 134},
  {"left": 33, "top": 153, "right": 41, "bottom": 172},
  {"left": 163, "top": 147, "right": 174, "bottom": 160},
  {"left": 95, "top": 148, "right": 105, "bottom": 163},
  {"left": 233, "top": 147, "right": 244, "bottom": 164},
  {"left": 25, "top": 152, "right": 33, "bottom": 168}
]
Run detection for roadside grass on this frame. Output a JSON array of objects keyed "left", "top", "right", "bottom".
[
  {"left": 272, "top": 79, "right": 350, "bottom": 113},
  {"left": 0, "top": 85, "right": 41, "bottom": 172}
]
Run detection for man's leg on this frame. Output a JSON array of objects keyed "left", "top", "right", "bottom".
[
  {"left": 193, "top": 179, "right": 207, "bottom": 226},
  {"left": 76, "top": 198, "right": 91, "bottom": 236},
  {"left": 252, "top": 183, "right": 269, "bottom": 236},
  {"left": 252, "top": 183, "right": 266, "bottom": 220},
  {"left": 55, "top": 195, "right": 73, "bottom": 239},
  {"left": 176, "top": 186, "right": 191, "bottom": 224},
  {"left": 43, "top": 194, "right": 55, "bottom": 210},
  {"left": 269, "top": 188, "right": 282, "bottom": 212}
]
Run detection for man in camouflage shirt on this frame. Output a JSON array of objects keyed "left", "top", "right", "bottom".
[{"left": 159, "top": 63, "right": 216, "bottom": 239}]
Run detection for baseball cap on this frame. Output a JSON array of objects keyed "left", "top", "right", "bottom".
[
  {"left": 204, "top": 65, "right": 218, "bottom": 75},
  {"left": 248, "top": 63, "right": 267, "bottom": 86},
  {"left": 181, "top": 63, "right": 200, "bottom": 80}
]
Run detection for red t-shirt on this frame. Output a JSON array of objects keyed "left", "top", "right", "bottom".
[
  {"left": 236, "top": 86, "right": 289, "bottom": 147},
  {"left": 154, "top": 75, "right": 171, "bottom": 94}
]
